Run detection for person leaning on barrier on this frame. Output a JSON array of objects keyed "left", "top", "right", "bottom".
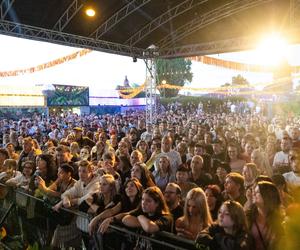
[
  {"left": 0, "top": 159, "right": 20, "bottom": 182},
  {"left": 6, "top": 160, "right": 34, "bottom": 189},
  {"left": 57, "top": 160, "right": 100, "bottom": 210},
  {"left": 90, "top": 177, "right": 143, "bottom": 235},
  {"left": 49, "top": 164, "right": 80, "bottom": 250},
  {"left": 176, "top": 187, "right": 212, "bottom": 240},
  {"left": 83, "top": 174, "right": 120, "bottom": 217},
  {"left": 29, "top": 153, "right": 57, "bottom": 197},
  {"left": 122, "top": 186, "right": 173, "bottom": 234},
  {"left": 37, "top": 164, "right": 76, "bottom": 202}
]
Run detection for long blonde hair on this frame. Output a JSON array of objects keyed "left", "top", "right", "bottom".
[
  {"left": 100, "top": 174, "right": 117, "bottom": 198},
  {"left": 182, "top": 188, "right": 212, "bottom": 229}
]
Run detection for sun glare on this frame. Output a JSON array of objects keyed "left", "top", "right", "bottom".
[{"left": 255, "top": 33, "right": 289, "bottom": 66}]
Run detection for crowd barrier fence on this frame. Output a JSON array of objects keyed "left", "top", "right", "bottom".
[{"left": 0, "top": 183, "right": 197, "bottom": 250}]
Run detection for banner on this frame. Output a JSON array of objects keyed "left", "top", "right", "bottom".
[{"left": 0, "top": 49, "right": 92, "bottom": 77}]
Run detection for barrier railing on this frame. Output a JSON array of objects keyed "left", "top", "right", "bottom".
[{"left": 0, "top": 183, "right": 197, "bottom": 250}]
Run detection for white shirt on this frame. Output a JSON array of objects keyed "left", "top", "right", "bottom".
[
  {"left": 6, "top": 174, "right": 30, "bottom": 188},
  {"left": 273, "top": 151, "right": 289, "bottom": 167},
  {"left": 140, "top": 131, "right": 152, "bottom": 143},
  {"left": 283, "top": 171, "right": 300, "bottom": 193},
  {"left": 154, "top": 150, "right": 182, "bottom": 177},
  {"left": 0, "top": 171, "right": 21, "bottom": 181}
]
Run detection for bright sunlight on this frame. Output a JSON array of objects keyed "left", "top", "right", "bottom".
[{"left": 255, "top": 33, "right": 289, "bottom": 66}]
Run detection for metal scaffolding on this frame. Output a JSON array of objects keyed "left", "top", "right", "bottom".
[
  {"left": 144, "top": 45, "right": 159, "bottom": 125},
  {"left": 0, "top": 19, "right": 144, "bottom": 58},
  {"left": 0, "top": 0, "right": 15, "bottom": 20},
  {"left": 52, "top": 0, "right": 83, "bottom": 31},
  {"left": 159, "top": 36, "right": 256, "bottom": 58},
  {"left": 124, "top": 0, "right": 208, "bottom": 47},
  {"left": 90, "top": 0, "right": 151, "bottom": 39},
  {"left": 157, "top": 0, "right": 273, "bottom": 49}
]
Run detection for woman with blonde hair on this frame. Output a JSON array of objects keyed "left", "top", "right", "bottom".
[
  {"left": 136, "top": 139, "right": 150, "bottom": 162},
  {"left": 175, "top": 187, "right": 212, "bottom": 240},
  {"left": 251, "top": 149, "right": 273, "bottom": 177},
  {"left": 153, "top": 155, "right": 175, "bottom": 191},
  {"left": 88, "top": 174, "right": 120, "bottom": 215},
  {"left": 91, "top": 141, "right": 106, "bottom": 161},
  {"left": 69, "top": 141, "right": 80, "bottom": 159},
  {"left": 242, "top": 163, "right": 259, "bottom": 189}
]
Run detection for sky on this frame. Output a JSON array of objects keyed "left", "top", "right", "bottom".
[{"left": 0, "top": 34, "right": 299, "bottom": 96}]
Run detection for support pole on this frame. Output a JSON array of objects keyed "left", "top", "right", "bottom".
[{"left": 144, "top": 45, "right": 158, "bottom": 125}]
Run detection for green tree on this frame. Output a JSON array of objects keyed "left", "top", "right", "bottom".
[
  {"left": 220, "top": 75, "right": 251, "bottom": 95},
  {"left": 155, "top": 58, "right": 193, "bottom": 97},
  {"left": 221, "top": 82, "right": 231, "bottom": 87},
  {"left": 231, "top": 74, "right": 249, "bottom": 86}
]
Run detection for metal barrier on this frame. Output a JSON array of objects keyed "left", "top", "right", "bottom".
[{"left": 0, "top": 184, "right": 197, "bottom": 250}]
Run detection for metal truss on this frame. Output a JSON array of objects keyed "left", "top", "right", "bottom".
[
  {"left": 159, "top": 37, "right": 257, "bottom": 58},
  {"left": 157, "top": 0, "right": 273, "bottom": 49},
  {"left": 124, "top": 0, "right": 208, "bottom": 47},
  {"left": 290, "top": 0, "right": 300, "bottom": 27},
  {"left": 0, "top": 19, "right": 144, "bottom": 57},
  {"left": 144, "top": 46, "right": 159, "bottom": 125},
  {"left": 52, "top": 0, "right": 83, "bottom": 31},
  {"left": 0, "top": 0, "right": 15, "bottom": 20},
  {"left": 145, "top": 58, "right": 157, "bottom": 125},
  {"left": 90, "top": 0, "right": 150, "bottom": 39}
]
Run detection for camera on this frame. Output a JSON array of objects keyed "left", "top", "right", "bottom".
[
  {"left": 34, "top": 170, "right": 41, "bottom": 177},
  {"left": 34, "top": 170, "right": 41, "bottom": 187}
]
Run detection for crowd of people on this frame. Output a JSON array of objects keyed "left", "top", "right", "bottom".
[{"left": 0, "top": 101, "right": 299, "bottom": 250}]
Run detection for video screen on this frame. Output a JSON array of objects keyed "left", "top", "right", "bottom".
[{"left": 47, "top": 85, "right": 89, "bottom": 106}]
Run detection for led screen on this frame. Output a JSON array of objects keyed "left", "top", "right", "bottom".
[{"left": 47, "top": 85, "right": 89, "bottom": 106}]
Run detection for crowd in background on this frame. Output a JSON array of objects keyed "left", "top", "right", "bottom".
[{"left": 0, "top": 101, "right": 299, "bottom": 250}]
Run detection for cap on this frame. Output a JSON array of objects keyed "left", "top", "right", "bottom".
[{"left": 73, "top": 127, "right": 83, "bottom": 132}]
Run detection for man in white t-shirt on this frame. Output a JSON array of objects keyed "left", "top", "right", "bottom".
[
  {"left": 283, "top": 148, "right": 300, "bottom": 195},
  {"left": 154, "top": 135, "right": 182, "bottom": 177},
  {"left": 140, "top": 123, "right": 153, "bottom": 144},
  {"left": 273, "top": 136, "right": 292, "bottom": 174}
]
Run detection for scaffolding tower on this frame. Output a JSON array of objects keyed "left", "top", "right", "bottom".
[{"left": 144, "top": 45, "right": 159, "bottom": 125}]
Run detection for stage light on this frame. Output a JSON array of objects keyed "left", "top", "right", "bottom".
[{"left": 85, "top": 8, "right": 95, "bottom": 17}]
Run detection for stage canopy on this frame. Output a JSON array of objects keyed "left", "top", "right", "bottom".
[{"left": 0, "top": 0, "right": 298, "bottom": 59}]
